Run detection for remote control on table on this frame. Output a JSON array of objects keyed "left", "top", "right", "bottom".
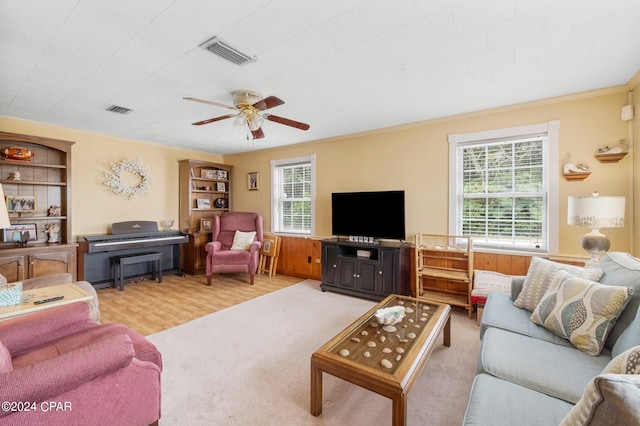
[{"left": 34, "top": 296, "right": 64, "bottom": 305}]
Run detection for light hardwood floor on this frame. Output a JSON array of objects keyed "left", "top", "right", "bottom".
[{"left": 97, "top": 272, "right": 302, "bottom": 336}]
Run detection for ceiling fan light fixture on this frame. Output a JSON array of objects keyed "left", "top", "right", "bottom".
[
  {"left": 233, "top": 114, "right": 247, "bottom": 128},
  {"left": 247, "top": 114, "right": 264, "bottom": 131}
]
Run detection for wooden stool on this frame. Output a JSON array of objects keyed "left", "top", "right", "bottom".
[
  {"left": 112, "top": 252, "right": 163, "bottom": 291},
  {"left": 258, "top": 234, "right": 281, "bottom": 277}
]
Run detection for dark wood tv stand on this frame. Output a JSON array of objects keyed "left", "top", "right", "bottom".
[{"left": 320, "top": 237, "right": 410, "bottom": 300}]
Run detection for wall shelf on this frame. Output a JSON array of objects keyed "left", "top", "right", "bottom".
[
  {"left": 594, "top": 152, "right": 627, "bottom": 163},
  {"left": 563, "top": 171, "right": 591, "bottom": 181}
]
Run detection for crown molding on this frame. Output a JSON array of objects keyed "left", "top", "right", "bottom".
[{"left": 626, "top": 70, "right": 640, "bottom": 91}]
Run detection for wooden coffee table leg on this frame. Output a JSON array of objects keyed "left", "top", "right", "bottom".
[
  {"left": 310, "top": 357, "right": 323, "bottom": 416},
  {"left": 443, "top": 312, "right": 451, "bottom": 347},
  {"left": 391, "top": 392, "right": 407, "bottom": 426}
]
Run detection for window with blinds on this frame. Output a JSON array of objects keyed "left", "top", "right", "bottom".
[
  {"left": 459, "top": 136, "right": 547, "bottom": 250},
  {"left": 271, "top": 155, "right": 315, "bottom": 235}
]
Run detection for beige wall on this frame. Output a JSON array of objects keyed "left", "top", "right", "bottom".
[
  {"left": 0, "top": 116, "right": 222, "bottom": 240},
  {"left": 226, "top": 87, "right": 636, "bottom": 257},
  {"left": 1, "top": 82, "right": 636, "bottom": 257}
]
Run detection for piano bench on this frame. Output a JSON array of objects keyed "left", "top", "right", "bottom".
[{"left": 112, "top": 252, "right": 163, "bottom": 291}]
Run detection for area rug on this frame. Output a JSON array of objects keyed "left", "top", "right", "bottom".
[{"left": 147, "top": 280, "right": 480, "bottom": 425}]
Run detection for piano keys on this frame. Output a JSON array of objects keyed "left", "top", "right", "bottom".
[{"left": 78, "top": 221, "right": 188, "bottom": 289}]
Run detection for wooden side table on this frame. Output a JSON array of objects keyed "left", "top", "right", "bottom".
[{"left": 0, "top": 283, "right": 92, "bottom": 321}]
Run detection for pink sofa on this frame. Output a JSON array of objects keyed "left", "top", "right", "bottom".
[
  {"left": 205, "top": 212, "right": 263, "bottom": 285},
  {"left": 0, "top": 302, "right": 161, "bottom": 425}
]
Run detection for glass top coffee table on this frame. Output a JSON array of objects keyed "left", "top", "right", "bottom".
[{"left": 310, "top": 294, "right": 451, "bottom": 426}]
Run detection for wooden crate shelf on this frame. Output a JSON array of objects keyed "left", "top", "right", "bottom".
[{"left": 415, "top": 233, "right": 473, "bottom": 318}]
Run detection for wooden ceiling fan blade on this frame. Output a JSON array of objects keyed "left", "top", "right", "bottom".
[
  {"left": 253, "top": 96, "right": 285, "bottom": 111},
  {"left": 266, "top": 114, "right": 310, "bottom": 130},
  {"left": 183, "top": 97, "right": 236, "bottom": 110},
  {"left": 192, "top": 114, "right": 236, "bottom": 126},
  {"left": 251, "top": 127, "right": 265, "bottom": 139}
]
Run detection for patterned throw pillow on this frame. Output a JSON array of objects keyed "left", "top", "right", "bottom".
[
  {"left": 603, "top": 345, "right": 640, "bottom": 374},
  {"left": 530, "top": 271, "right": 633, "bottom": 356},
  {"left": 514, "top": 257, "right": 603, "bottom": 312},
  {"left": 560, "top": 346, "right": 640, "bottom": 425},
  {"left": 230, "top": 231, "right": 256, "bottom": 250}
]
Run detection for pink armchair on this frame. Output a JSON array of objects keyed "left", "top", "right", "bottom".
[
  {"left": 0, "top": 302, "right": 162, "bottom": 426},
  {"left": 205, "top": 212, "right": 263, "bottom": 285}
]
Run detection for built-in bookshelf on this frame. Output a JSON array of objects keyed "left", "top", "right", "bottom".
[
  {"left": 0, "top": 131, "right": 77, "bottom": 280},
  {"left": 178, "top": 159, "right": 233, "bottom": 274}
]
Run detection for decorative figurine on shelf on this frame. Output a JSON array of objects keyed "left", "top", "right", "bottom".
[
  {"left": 44, "top": 223, "right": 60, "bottom": 244},
  {"left": 598, "top": 139, "right": 628, "bottom": 155},
  {"left": 2, "top": 147, "right": 33, "bottom": 161},
  {"left": 8, "top": 171, "right": 21, "bottom": 181},
  {"left": 48, "top": 205, "right": 61, "bottom": 217},
  {"left": 597, "top": 145, "right": 624, "bottom": 154},
  {"left": 563, "top": 162, "right": 589, "bottom": 174}
]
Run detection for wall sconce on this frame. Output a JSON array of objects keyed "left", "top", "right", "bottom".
[{"left": 567, "top": 192, "right": 625, "bottom": 268}]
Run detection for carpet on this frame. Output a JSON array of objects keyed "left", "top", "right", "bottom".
[{"left": 147, "top": 280, "right": 480, "bottom": 425}]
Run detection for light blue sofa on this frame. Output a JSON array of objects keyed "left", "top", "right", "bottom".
[{"left": 463, "top": 252, "right": 640, "bottom": 425}]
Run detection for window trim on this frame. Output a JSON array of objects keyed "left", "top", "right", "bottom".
[
  {"left": 448, "top": 121, "right": 559, "bottom": 254},
  {"left": 270, "top": 154, "right": 316, "bottom": 236}
]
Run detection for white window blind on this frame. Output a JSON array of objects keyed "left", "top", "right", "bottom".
[
  {"left": 449, "top": 121, "right": 559, "bottom": 253},
  {"left": 271, "top": 155, "right": 315, "bottom": 235}
]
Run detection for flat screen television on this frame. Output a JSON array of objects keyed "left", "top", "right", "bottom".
[{"left": 331, "top": 190, "right": 405, "bottom": 241}]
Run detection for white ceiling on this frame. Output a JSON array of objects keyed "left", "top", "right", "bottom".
[{"left": 1, "top": 0, "right": 639, "bottom": 155}]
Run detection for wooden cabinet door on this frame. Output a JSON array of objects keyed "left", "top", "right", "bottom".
[
  {"left": 29, "top": 250, "right": 74, "bottom": 278},
  {"left": 321, "top": 243, "right": 338, "bottom": 285},
  {"left": 356, "top": 259, "right": 378, "bottom": 295},
  {"left": 379, "top": 248, "right": 399, "bottom": 295},
  {"left": 0, "top": 255, "right": 26, "bottom": 282},
  {"left": 337, "top": 257, "right": 357, "bottom": 289},
  {"left": 193, "top": 233, "right": 210, "bottom": 272},
  {"left": 180, "top": 232, "right": 211, "bottom": 274}
]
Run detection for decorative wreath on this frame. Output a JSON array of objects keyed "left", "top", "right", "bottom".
[{"left": 103, "top": 158, "right": 151, "bottom": 200}]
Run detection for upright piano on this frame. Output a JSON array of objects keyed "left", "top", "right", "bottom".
[{"left": 78, "top": 221, "right": 188, "bottom": 289}]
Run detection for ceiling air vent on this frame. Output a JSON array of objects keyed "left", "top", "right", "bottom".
[
  {"left": 106, "top": 105, "right": 133, "bottom": 115},
  {"left": 199, "top": 36, "right": 257, "bottom": 66}
]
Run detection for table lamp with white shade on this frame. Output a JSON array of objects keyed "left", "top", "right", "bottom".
[
  {"left": 0, "top": 184, "right": 11, "bottom": 229},
  {"left": 567, "top": 192, "right": 625, "bottom": 268}
]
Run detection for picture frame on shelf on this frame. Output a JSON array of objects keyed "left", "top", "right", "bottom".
[
  {"left": 216, "top": 170, "right": 228, "bottom": 180},
  {"left": 6, "top": 195, "right": 36, "bottom": 212},
  {"left": 216, "top": 182, "right": 226, "bottom": 192},
  {"left": 3, "top": 223, "right": 37, "bottom": 243},
  {"left": 201, "top": 169, "right": 216, "bottom": 179},
  {"left": 248, "top": 172, "right": 259, "bottom": 190},
  {"left": 199, "top": 218, "right": 213, "bottom": 232},
  {"left": 196, "top": 198, "right": 211, "bottom": 209}
]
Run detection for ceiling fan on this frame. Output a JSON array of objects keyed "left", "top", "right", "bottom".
[{"left": 184, "top": 90, "right": 310, "bottom": 140}]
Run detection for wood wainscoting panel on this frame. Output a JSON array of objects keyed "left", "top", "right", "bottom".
[
  {"left": 473, "top": 252, "right": 532, "bottom": 276},
  {"left": 277, "top": 236, "right": 322, "bottom": 280},
  {"left": 280, "top": 238, "right": 587, "bottom": 294}
]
